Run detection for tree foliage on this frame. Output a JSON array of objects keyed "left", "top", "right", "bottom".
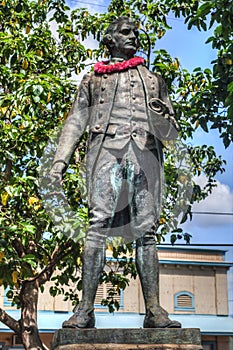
[
  {"left": 0, "top": 0, "right": 231, "bottom": 349},
  {"left": 0, "top": 1, "right": 89, "bottom": 348}
]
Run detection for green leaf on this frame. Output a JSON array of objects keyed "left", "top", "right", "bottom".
[
  {"left": 170, "top": 234, "right": 177, "bottom": 245},
  {"left": 197, "top": 2, "right": 212, "bottom": 17},
  {"left": 227, "top": 81, "right": 233, "bottom": 93},
  {"left": 21, "top": 223, "right": 36, "bottom": 234},
  {"left": 199, "top": 117, "right": 208, "bottom": 132},
  {"left": 183, "top": 233, "right": 192, "bottom": 244}
]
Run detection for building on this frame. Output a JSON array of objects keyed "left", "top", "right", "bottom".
[{"left": 0, "top": 246, "right": 233, "bottom": 350}]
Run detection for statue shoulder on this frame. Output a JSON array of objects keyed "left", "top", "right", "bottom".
[
  {"left": 81, "top": 71, "right": 93, "bottom": 83},
  {"left": 77, "top": 71, "right": 94, "bottom": 91},
  {"left": 147, "top": 68, "right": 168, "bottom": 88},
  {"left": 139, "top": 65, "right": 163, "bottom": 82}
]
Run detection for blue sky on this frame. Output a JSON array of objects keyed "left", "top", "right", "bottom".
[
  {"left": 66, "top": 0, "right": 233, "bottom": 312},
  {"left": 156, "top": 15, "right": 233, "bottom": 313}
]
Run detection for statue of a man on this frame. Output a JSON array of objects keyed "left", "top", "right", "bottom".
[{"left": 50, "top": 16, "right": 181, "bottom": 328}]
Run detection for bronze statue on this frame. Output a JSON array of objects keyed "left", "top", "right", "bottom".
[{"left": 50, "top": 16, "right": 181, "bottom": 328}]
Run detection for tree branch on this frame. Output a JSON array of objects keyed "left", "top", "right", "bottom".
[
  {"left": 140, "top": 28, "right": 151, "bottom": 68},
  {"left": 38, "top": 242, "right": 73, "bottom": 286},
  {"left": 12, "top": 238, "right": 26, "bottom": 258},
  {"left": 0, "top": 308, "right": 21, "bottom": 334},
  {"left": 29, "top": 241, "right": 74, "bottom": 286},
  {"left": 4, "top": 159, "right": 12, "bottom": 181}
]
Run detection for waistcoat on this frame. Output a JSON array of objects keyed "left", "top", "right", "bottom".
[{"left": 103, "top": 67, "right": 156, "bottom": 150}]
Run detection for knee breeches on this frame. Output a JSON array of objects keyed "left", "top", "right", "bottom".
[{"left": 86, "top": 142, "right": 163, "bottom": 245}]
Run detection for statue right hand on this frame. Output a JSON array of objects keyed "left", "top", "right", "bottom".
[{"left": 49, "top": 162, "right": 65, "bottom": 185}]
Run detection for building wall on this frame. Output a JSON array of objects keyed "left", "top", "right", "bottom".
[
  {"left": 202, "top": 335, "right": 230, "bottom": 350},
  {"left": 158, "top": 264, "right": 228, "bottom": 315},
  {"left": 0, "top": 249, "right": 230, "bottom": 316}
]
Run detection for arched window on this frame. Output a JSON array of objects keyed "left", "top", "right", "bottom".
[{"left": 174, "top": 291, "right": 195, "bottom": 311}]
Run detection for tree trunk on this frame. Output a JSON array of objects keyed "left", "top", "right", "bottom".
[{"left": 20, "top": 280, "right": 45, "bottom": 350}]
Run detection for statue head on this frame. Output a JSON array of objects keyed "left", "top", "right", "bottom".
[{"left": 102, "top": 16, "right": 140, "bottom": 60}]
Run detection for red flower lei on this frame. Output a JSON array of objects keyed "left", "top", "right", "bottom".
[{"left": 94, "top": 56, "right": 145, "bottom": 74}]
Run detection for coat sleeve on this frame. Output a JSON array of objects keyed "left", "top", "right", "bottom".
[
  {"left": 51, "top": 73, "right": 91, "bottom": 168},
  {"left": 158, "top": 75, "right": 179, "bottom": 132}
]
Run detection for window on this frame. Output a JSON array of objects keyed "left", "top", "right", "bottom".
[
  {"left": 12, "top": 335, "right": 23, "bottom": 346},
  {"left": 95, "top": 283, "right": 123, "bottom": 308},
  {"left": 202, "top": 341, "right": 216, "bottom": 350},
  {"left": 174, "top": 291, "right": 195, "bottom": 311}
]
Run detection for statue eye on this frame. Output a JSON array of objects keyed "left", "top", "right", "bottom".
[{"left": 120, "top": 29, "right": 131, "bottom": 35}]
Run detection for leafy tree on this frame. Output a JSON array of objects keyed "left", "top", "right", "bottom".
[
  {"left": 0, "top": 1, "right": 89, "bottom": 349},
  {"left": 0, "top": 0, "right": 230, "bottom": 349}
]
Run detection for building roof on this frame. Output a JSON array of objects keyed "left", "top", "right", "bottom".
[
  {"left": 159, "top": 259, "right": 233, "bottom": 268},
  {"left": 1, "top": 311, "right": 233, "bottom": 336},
  {"left": 157, "top": 246, "right": 228, "bottom": 254}
]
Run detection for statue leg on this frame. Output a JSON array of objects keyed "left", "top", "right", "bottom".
[
  {"left": 62, "top": 232, "right": 106, "bottom": 328},
  {"left": 136, "top": 233, "right": 181, "bottom": 328},
  {"left": 63, "top": 148, "right": 121, "bottom": 328}
]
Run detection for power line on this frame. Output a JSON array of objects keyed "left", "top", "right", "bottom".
[
  {"left": 159, "top": 244, "right": 233, "bottom": 246},
  {"left": 192, "top": 211, "right": 233, "bottom": 216},
  {"left": 69, "top": 0, "right": 107, "bottom": 8},
  {"left": 68, "top": 0, "right": 184, "bottom": 22}
]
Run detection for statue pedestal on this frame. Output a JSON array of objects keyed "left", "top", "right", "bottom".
[{"left": 52, "top": 328, "right": 203, "bottom": 350}]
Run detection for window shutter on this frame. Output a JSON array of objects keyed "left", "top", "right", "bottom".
[
  {"left": 95, "top": 284, "right": 105, "bottom": 305},
  {"left": 174, "top": 291, "right": 194, "bottom": 311},
  {"left": 95, "top": 283, "right": 121, "bottom": 306},
  {"left": 177, "top": 294, "right": 193, "bottom": 308}
]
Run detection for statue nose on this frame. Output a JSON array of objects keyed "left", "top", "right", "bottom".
[{"left": 130, "top": 32, "right": 136, "bottom": 39}]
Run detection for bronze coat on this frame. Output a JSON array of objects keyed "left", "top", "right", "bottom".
[{"left": 52, "top": 64, "right": 178, "bottom": 200}]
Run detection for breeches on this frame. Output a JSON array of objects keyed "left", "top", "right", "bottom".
[{"left": 87, "top": 141, "right": 162, "bottom": 246}]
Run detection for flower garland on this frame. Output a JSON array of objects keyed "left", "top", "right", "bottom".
[{"left": 94, "top": 56, "right": 145, "bottom": 74}]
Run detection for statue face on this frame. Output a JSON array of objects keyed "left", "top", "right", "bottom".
[{"left": 111, "top": 20, "right": 139, "bottom": 59}]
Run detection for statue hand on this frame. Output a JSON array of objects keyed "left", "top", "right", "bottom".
[{"left": 49, "top": 161, "right": 66, "bottom": 186}]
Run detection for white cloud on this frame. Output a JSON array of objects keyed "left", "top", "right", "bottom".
[{"left": 190, "top": 175, "right": 233, "bottom": 227}]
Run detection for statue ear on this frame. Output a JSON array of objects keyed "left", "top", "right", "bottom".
[{"left": 102, "top": 33, "right": 113, "bottom": 47}]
